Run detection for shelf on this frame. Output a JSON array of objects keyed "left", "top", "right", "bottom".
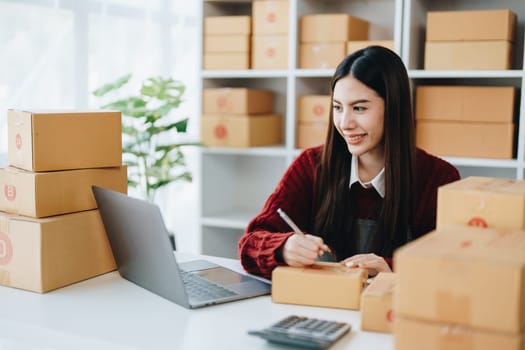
[
  {"left": 202, "top": 210, "right": 256, "bottom": 229},
  {"left": 199, "top": 0, "right": 525, "bottom": 257},
  {"left": 294, "top": 69, "right": 336, "bottom": 78},
  {"left": 442, "top": 157, "right": 519, "bottom": 168},
  {"left": 204, "top": 0, "right": 251, "bottom": 3},
  {"left": 409, "top": 70, "right": 525, "bottom": 79},
  {"left": 201, "top": 145, "right": 288, "bottom": 157},
  {"left": 201, "top": 70, "right": 289, "bottom": 79}
]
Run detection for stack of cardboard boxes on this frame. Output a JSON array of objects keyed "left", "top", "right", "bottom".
[
  {"left": 0, "top": 110, "right": 127, "bottom": 293},
  {"left": 299, "top": 14, "right": 369, "bottom": 69},
  {"left": 393, "top": 176, "right": 525, "bottom": 349},
  {"left": 415, "top": 85, "right": 516, "bottom": 159},
  {"left": 203, "top": 16, "right": 252, "bottom": 70},
  {"left": 252, "top": 0, "right": 289, "bottom": 69},
  {"left": 394, "top": 226, "right": 525, "bottom": 350},
  {"left": 201, "top": 88, "right": 281, "bottom": 147},
  {"left": 296, "top": 95, "right": 331, "bottom": 149},
  {"left": 417, "top": 8, "right": 517, "bottom": 160},
  {"left": 424, "top": 9, "right": 516, "bottom": 70}
]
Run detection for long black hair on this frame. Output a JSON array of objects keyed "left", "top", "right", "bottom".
[{"left": 313, "top": 46, "right": 415, "bottom": 258}]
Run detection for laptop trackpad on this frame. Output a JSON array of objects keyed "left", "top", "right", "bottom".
[{"left": 179, "top": 259, "right": 220, "bottom": 272}]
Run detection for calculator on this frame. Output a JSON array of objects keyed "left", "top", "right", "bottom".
[{"left": 248, "top": 315, "right": 351, "bottom": 349}]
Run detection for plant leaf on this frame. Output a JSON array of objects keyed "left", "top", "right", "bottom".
[{"left": 92, "top": 73, "right": 132, "bottom": 97}]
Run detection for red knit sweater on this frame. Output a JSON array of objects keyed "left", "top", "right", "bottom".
[{"left": 238, "top": 146, "right": 460, "bottom": 279}]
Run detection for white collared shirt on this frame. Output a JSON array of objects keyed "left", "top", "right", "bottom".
[{"left": 349, "top": 156, "right": 385, "bottom": 198}]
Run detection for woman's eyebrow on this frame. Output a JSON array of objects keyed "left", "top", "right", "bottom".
[
  {"left": 349, "top": 99, "right": 370, "bottom": 105},
  {"left": 332, "top": 98, "right": 371, "bottom": 105}
]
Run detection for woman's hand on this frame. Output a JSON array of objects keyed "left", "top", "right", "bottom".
[
  {"left": 282, "top": 233, "right": 331, "bottom": 267},
  {"left": 341, "top": 253, "right": 391, "bottom": 277}
]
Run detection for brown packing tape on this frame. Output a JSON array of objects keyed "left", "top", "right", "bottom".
[{"left": 436, "top": 291, "right": 471, "bottom": 325}]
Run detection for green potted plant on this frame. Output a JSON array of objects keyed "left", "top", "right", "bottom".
[{"left": 93, "top": 73, "right": 194, "bottom": 202}]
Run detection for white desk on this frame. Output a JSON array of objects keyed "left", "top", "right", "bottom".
[{"left": 0, "top": 254, "right": 393, "bottom": 350}]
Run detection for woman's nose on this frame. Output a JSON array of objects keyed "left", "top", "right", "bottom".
[{"left": 339, "top": 111, "right": 356, "bottom": 128}]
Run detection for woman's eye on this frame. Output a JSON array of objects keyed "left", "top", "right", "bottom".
[
  {"left": 353, "top": 105, "right": 366, "bottom": 112},
  {"left": 333, "top": 105, "right": 341, "bottom": 112}
]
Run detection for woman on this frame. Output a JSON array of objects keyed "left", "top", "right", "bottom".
[{"left": 238, "top": 46, "right": 460, "bottom": 279}]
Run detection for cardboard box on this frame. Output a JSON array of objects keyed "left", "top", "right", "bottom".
[
  {"left": 426, "top": 9, "right": 516, "bottom": 42},
  {"left": 203, "top": 88, "right": 274, "bottom": 115},
  {"left": 201, "top": 114, "right": 281, "bottom": 147},
  {"left": 272, "top": 263, "right": 367, "bottom": 310},
  {"left": 437, "top": 176, "right": 525, "bottom": 230},
  {"left": 424, "top": 41, "right": 513, "bottom": 70},
  {"left": 204, "top": 52, "right": 250, "bottom": 70},
  {"left": 299, "top": 42, "right": 346, "bottom": 69},
  {"left": 0, "top": 166, "right": 127, "bottom": 218},
  {"left": 0, "top": 210, "right": 116, "bottom": 293},
  {"left": 300, "top": 14, "right": 369, "bottom": 43},
  {"left": 415, "top": 86, "right": 515, "bottom": 123},
  {"left": 394, "top": 226, "right": 525, "bottom": 334},
  {"left": 7, "top": 110, "right": 122, "bottom": 172},
  {"left": 252, "top": 0, "right": 289, "bottom": 35},
  {"left": 252, "top": 35, "right": 288, "bottom": 69},
  {"left": 416, "top": 121, "right": 515, "bottom": 159},
  {"left": 395, "top": 317, "right": 525, "bottom": 350},
  {"left": 204, "top": 35, "right": 250, "bottom": 53},
  {"left": 204, "top": 16, "right": 251, "bottom": 35},
  {"left": 296, "top": 123, "right": 329, "bottom": 149},
  {"left": 361, "top": 272, "right": 396, "bottom": 333},
  {"left": 347, "top": 40, "right": 395, "bottom": 54},
  {"left": 297, "top": 95, "right": 331, "bottom": 123}
]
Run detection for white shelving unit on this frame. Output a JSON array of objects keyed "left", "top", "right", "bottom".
[{"left": 198, "top": 0, "right": 525, "bottom": 258}]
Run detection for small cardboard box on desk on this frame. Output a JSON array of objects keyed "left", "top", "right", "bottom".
[
  {"left": 393, "top": 225, "right": 525, "bottom": 350},
  {"left": 360, "top": 272, "right": 396, "bottom": 333},
  {"left": 271, "top": 262, "right": 367, "bottom": 310}
]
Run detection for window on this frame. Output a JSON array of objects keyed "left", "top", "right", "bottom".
[{"left": 0, "top": 0, "right": 200, "bottom": 252}]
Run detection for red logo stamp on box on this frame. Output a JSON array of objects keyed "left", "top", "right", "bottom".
[
  {"left": 266, "top": 12, "right": 276, "bottom": 23},
  {"left": 460, "top": 240, "right": 472, "bottom": 249},
  {"left": 214, "top": 125, "right": 227, "bottom": 139},
  {"left": 313, "top": 105, "right": 324, "bottom": 117},
  {"left": 386, "top": 309, "right": 394, "bottom": 323},
  {"left": 217, "top": 96, "right": 227, "bottom": 110},
  {"left": 467, "top": 217, "right": 488, "bottom": 228},
  {"left": 266, "top": 48, "right": 275, "bottom": 57},
  {"left": 0, "top": 232, "right": 13, "bottom": 265},
  {"left": 4, "top": 185, "right": 16, "bottom": 201},
  {"left": 15, "top": 134, "right": 22, "bottom": 150}
]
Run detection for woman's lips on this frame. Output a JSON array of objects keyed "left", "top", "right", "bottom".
[{"left": 344, "top": 133, "right": 366, "bottom": 145}]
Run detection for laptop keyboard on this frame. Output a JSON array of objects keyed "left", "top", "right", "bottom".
[{"left": 181, "top": 270, "right": 238, "bottom": 302}]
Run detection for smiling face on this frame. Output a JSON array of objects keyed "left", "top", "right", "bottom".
[{"left": 332, "top": 75, "right": 385, "bottom": 164}]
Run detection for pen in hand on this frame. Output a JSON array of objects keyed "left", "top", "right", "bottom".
[
  {"left": 277, "top": 208, "right": 304, "bottom": 237},
  {"left": 277, "top": 208, "right": 334, "bottom": 259}
]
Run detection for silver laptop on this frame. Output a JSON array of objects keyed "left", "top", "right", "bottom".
[{"left": 92, "top": 186, "right": 271, "bottom": 309}]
